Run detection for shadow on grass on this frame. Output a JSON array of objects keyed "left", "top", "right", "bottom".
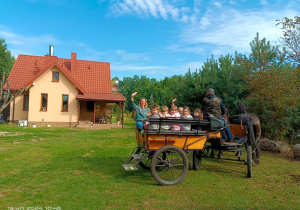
[
  {"left": 81, "top": 156, "right": 158, "bottom": 186},
  {"left": 200, "top": 157, "right": 251, "bottom": 178}
]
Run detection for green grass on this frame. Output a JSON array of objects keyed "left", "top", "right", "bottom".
[{"left": 0, "top": 118, "right": 299, "bottom": 209}]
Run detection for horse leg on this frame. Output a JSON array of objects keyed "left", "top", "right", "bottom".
[
  {"left": 252, "top": 115, "right": 261, "bottom": 164},
  {"left": 252, "top": 115, "right": 261, "bottom": 143}
]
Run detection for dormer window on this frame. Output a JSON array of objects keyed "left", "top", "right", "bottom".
[{"left": 52, "top": 72, "right": 59, "bottom": 82}]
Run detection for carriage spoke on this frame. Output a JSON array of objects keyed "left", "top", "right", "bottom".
[
  {"left": 171, "top": 164, "right": 184, "bottom": 167},
  {"left": 170, "top": 168, "right": 175, "bottom": 180},
  {"left": 158, "top": 167, "right": 168, "bottom": 176},
  {"left": 170, "top": 156, "right": 181, "bottom": 164},
  {"left": 157, "top": 157, "right": 168, "bottom": 165},
  {"left": 165, "top": 167, "right": 170, "bottom": 180},
  {"left": 144, "top": 158, "right": 150, "bottom": 165},
  {"left": 171, "top": 151, "right": 174, "bottom": 162},
  {"left": 171, "top": 166, "right": 182, "bottom": 175}
]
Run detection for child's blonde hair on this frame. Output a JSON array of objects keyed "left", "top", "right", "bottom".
[
  {"left": 170, "top": 106, "right": 178, "bottom": 112},
  {"left": 161, "top": 106, "right": 169, "bottom": 111}
]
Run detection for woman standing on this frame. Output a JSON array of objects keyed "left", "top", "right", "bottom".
[{"left": 131, "top": 92, "right": 150, "bottom": 133}]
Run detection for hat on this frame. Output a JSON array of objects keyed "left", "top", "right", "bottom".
[{"left": 206, "top": 88, "right": 214, "bottom": 93}]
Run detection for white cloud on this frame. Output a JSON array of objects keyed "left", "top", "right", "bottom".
[
  {"left": 111, "top": 64, "right": 165, "bottom": 70},
  {"left": 0, "top": 29, "right": 59, "bottom": 56},
  {"left": 116, "top": 50, "right": 150, "bottom": 61},
  {"left": 260, "top": 0, "right": 268, "bottom": 6},
  {"left": 109, "top": 0, "right": 193, "bottom": 22},
  {"left": 180, "top": 6, "right": 298, "bottom": 55},
  {"left": 213, "top": 1, "right": 222, "bottom": 8},
  {"left": 110, "top": 62, "right": 200, "bottom": 79},
  {"left": 166, "top": 43, "right": 205, "bottom": 54},
  {"left": 180, "top": 61, "right": 203, "bottom": 72}
]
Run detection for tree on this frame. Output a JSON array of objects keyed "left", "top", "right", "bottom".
[
  {"left": 0, "top": 38, "right": 15, "bottom": 77},
  {"left": 276, "top": 16, "right": 300, "bottom": 139},
  {"left": 236, "top": 33, "right": 298, "bottom": 139},
  {"left": 0, "top": 72, "right": 31, "bottom": 115},
  {"left": 0, "top": 39, "right": 29, "bottom": 116},
  {"left": 276, "top": 16, "right": 300, "bottom": 65}
]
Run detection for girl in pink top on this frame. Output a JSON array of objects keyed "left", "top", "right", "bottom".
[{"left": 169, "top": 106, "right": 181, "bottom": 130}]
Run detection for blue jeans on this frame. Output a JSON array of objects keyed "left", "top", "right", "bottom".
[
  {"left": 136, "top": 121, "right": 145, "bottom": 130},
  {"left": 220, "top": 118, "right": 233, "bottom": 140}
]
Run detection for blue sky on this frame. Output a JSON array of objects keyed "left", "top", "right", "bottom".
[{"left": 1, "top": 0, "right": 299, "bottom": 80}]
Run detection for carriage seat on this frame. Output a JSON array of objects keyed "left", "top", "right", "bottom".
[{"left": 208, "top": 114, "right": 225, "bottom": 130}]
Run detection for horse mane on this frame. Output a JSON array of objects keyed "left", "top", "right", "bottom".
[{"left": 237, "top": 103, "right": 247, "bottom": 114}]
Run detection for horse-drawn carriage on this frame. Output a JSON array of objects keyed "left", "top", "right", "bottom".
[{"left": 123, "top": 115, "right": 259, "bottom": 186}]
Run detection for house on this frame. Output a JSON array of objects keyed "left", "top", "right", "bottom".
[{"left": 4, "top": 46, "right": 126, "bottom": 127}]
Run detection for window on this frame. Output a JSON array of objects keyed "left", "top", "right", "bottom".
[
  {"left": 86, "top": 101, "right": 94, "bottom": 112},
  {"left": 23, "top": 94, "right": 29, "bottom": 111},
  {"left": 62, "top": 95, "right": 69, "bottom": 112},
  {"left": 40, "top": 94, "right": 48, "bottom": 111},
  {"left": 52, "top": 72, "right": 59, "bottom": 82}
]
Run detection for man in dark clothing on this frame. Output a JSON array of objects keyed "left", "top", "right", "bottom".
[
  {"left": 202, "top": 88, "right": 233, "bottom": 141},
  {"left": 202, "top": 88, "right": 226, "bottom": 118}
]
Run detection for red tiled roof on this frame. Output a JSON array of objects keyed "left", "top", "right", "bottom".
[
  {"left": 4, "top": 53, "right": 125, "bottom": 101},
  {"left": 77, "top": 93, "right": 126, "bottom": 102}
]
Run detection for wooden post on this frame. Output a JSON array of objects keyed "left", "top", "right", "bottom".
[
  {"left": 93, "top": 101, "right": 96, "bottom": 124},
  {"left": 77, "top": 100, "right": 80, "bottom": 124},
  {"left": 121, "top": 102, "right": 125, "bottom": 129},
  {"left": 12, "top": 97, "right": 15, "bottom": 122}
]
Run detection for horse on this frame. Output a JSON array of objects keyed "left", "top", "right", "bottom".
[{"left": 236, "top": 103, "right": 261, "bottom": 164}]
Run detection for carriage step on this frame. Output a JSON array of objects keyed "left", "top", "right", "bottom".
[
  {"left": 122, "top": 164, "right": 138, "bottom": 171},
  {"left": 131, "top": 153, "right": 143, "bottom": 160}
]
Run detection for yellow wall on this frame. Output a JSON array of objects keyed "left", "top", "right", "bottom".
[
  {"left": 26, "top": 66, "right": 78, "bottom": 122},
  {"left": 79, "top": 101, "right": 106, "bottom": 121},
  {"left": 10, "top": 92, "right": 29, "bottom": 121}
]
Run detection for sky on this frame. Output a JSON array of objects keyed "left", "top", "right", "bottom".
[{"left": 1, "top": 0, "right": 299, "bottom": 80}]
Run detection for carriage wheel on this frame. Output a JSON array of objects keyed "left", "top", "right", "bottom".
[
  {"left": 138, "top": 150, "right": 166, "bottom": 170},
  {"left": 133, "top": 147, "right": 152, "bottom": 170},
  {"left": 246, "top": 146, "right": 252, "bottom": 178},
  {"left": 192, "top": 150, "right": 202, "bottom": 170},
  {"left": 138, "top": 150, "right": 152, "bottom": 170},
  {"left": 151, "top": 146, "right": 188, "bottom": 186},
  {"left": 202, "top": 147, "right": 209, "bottom": 157}
]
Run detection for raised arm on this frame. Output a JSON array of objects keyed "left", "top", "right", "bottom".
[
  {"left": 131, "top": 92, "right": 138, "bottom": 101},
  {"left": 171, "top": 98, "right": 177, "bottom": 107}
]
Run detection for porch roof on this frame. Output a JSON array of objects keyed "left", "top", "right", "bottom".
[{"left": 76, "top": 92, "right": 126, "bottom": 102}]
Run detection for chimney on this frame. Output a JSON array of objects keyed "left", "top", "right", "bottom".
[
  {"left": 71, "top": 52, "right": 76, "bottom": 72},
  {"left": 49, "top": 45, "right": 54, "bottom": 56}
]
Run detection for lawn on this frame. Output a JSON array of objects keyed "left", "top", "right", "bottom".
[{"left": 0, "top": 118, "right": 299, "bottom": 209}]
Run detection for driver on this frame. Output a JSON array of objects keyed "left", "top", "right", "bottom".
[{"left": 202, "top": 88, "right": 233, "bottom": 141}]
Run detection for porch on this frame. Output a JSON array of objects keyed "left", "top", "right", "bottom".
[{"left": 77, "top": 93, "right": 126, "bottom": 128}]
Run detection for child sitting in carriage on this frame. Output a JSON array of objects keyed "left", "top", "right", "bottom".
[
  {"left": 160, "top": 105, "right": 171, "bottom": 130},
  {"left": 169, "top": 106, "right": 181, "bottom": 130},
  {"left": 147, "top": 104, "right": 161, "bottom": 130},
  {"left": 180, "top": 106, "right": 193, "bottom": 131},
  {"left": 192, "top": 108, "right": 204, "bottom": 131}
]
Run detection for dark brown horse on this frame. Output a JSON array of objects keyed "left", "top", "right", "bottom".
[{"left": 236, "top": 103, "right": 261, "bottom": 164}]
